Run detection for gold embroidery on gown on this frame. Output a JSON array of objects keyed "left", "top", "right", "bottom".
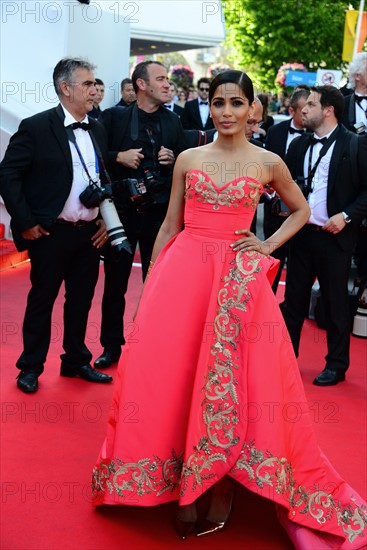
[{"left": 92, "top": 170, "right": 367, "bottom": 546}]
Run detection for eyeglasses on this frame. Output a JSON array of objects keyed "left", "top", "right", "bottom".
[
  {"left": 247, "top": 119, "right": 263, "bottom": 126},
  {"left": 70, "top": 80, "right": 96, "bottom": 88},
  {"left": 199, "top": 87, "right": 209, "bottom": 92}
]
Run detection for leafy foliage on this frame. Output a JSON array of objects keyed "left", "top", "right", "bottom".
[{"left": 222, "top": 0, "right": 362, "bottom": 90}]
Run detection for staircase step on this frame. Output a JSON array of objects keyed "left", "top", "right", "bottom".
[{"left": 0, "top": 239, "right": 29, "bottom": 271}]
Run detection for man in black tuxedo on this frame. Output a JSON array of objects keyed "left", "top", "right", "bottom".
[
  {"left": 264, "top": 89, "right": 310, "bottom": 292},
  {"left": 164, "top": 81, "right": 184, "bottom": 117},
  {"left": 341, "top": 52, "right": 367, "bottom": 135},
  {"left": 281, "top": 85, "right": 367, "bottom": 386},
  {"left": 94, "top": 61, "right": 186, "bottom": 368},
  {"left": 181, "top": 77, "right": 214, "bottom": 131},
  {"left": 340, "top": 52, "right": 367, "bottom": 287},
  {"left": 0, "top": 57, "right": 113, "bottom": 393}
]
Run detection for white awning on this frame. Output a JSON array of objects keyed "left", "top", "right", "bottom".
[{"left": 129, "top": 0, "right": 226, "bottom": 54}]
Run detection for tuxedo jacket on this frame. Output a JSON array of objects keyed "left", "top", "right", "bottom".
[
  {"left": 265, "top": 119, "right": 292, "bottom": 160},
  {"left": 341, "top": 93, "right": 357, "bottom": 132},
  {"left": 286, "top": 124, "right": 367, "bottom": 250},
  {"left": 101, "top": 103, "right": 186, "bottom": 179},
  {"left": 173, "top": 103, "right": 185, "bottom": 118},
  {"left": 341, "top": 92, "right": 367, "bottom": 134},
  {"left": 163, "top": 103, "right": 184, "bottom": 118},
  {"left": 181, "top": 98, "right": 214, "bottom": 131},
  {"left": 0, "top": 105, "right": 109, "bottom": 251}
]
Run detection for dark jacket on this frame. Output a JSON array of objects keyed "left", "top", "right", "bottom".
[
  {"left": 101, "top": 103, "right": 186, "bottom": 208},
  {"left": 286, "top": 124, "right": 367, "bottom": 250},
  {"left": 181, "top": 98, "right": 214, "bottom": 131},
  {"left": 341, "top": 92, "right": 366, "bottom": 134},
  {"left": 0, "top": 105, "right": 109, "bottom": 251}
]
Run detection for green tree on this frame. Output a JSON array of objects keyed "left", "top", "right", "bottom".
[{"left": 223, "top": 0, "right": 363, "bottom": 90}]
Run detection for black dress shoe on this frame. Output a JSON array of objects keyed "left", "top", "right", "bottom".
[
  {"left": 94, "top": 350, "right": 120, "bottom": 369},
  {"left": 60, "top": 364, "right": 112, "bottom": 383},
  {"left": 313, "top": 369, "right": 346, "bottom": 386},
  {"left": 17, "top": 371, "right": 39, "bottom": 393}
]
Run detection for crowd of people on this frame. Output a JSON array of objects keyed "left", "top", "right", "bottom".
[{"left": 0, "top": 53, "right": 366, "bottom": 549}]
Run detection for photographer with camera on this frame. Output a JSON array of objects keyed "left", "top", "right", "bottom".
[
  {"left": 0, "top": 57, "right": 114, "bottom": 393},
  {"left": 281, "top": 85, "right": 367, "bottom": 387},
  {"left": 94, "top": 61, "right": 186, "bottom": 369}
]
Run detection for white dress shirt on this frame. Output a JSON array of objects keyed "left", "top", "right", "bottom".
[
  {"left": 58, "top": 105, "right": 99, "bottom": 222},
  {"left": 285, "top": 122, "right": 306, "bottom": 153},
  {"left": 198, "top": 100, "right": 209, "bottom": 127},
  {"left": 355, "top": 94, "right": 367, "bottom": 127},
  {"left": 303, "top": 125, "right": 338, "bottom": 226}
]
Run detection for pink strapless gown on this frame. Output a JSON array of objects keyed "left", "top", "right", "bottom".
[{"left": 92, "top": 170, "right": 367, "bottom": 549}]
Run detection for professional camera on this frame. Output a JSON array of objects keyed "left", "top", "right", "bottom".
[
  {"left": 79, "top": 181, "right": 132, "bottom": 254},
  {"left": 295, "top": 176, "right": 312, "bottom": 199},
  {"left": 125, "top": 178, "right": 148, "bottom": 204},
  {"left": 127, "top": 168, "right": 161, "bottom": 203},
  {"left": 354, "top": 121, "right": 366, "bottom": 135},
  {"left": 273, "top": 177, "right": 312, "bottom": 217},
  {"left": 79, "top": 180, "right": 110, "bottom": 208}
]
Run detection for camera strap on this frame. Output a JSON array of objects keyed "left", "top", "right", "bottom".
[
  {"left": 130, "top": 103, "right": 162, "bottom": 174},
  {"left": 130, "top": 103, "right": 139, "bottom": 142},
  {"left": 306, "top": 126, "right": 339, "bottom": 193},
  {"left": 65, "top": 126, "right": 100, "bottom": 185},
  {"left": 145, "top": 127, "right": 160, "bottom": 174},
  {"left": 66, "top": 126, "right": 113, "bottom": 186},
  {"left": 87, "top": 131, "right": 114, "bottom": 186}
]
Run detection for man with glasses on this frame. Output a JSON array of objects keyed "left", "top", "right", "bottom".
[
  {"left": 94, "top": 61, "right": 186, "bottom": 369},
  {"left": 182, "top": 77, "right": 214, "bottom": 131},
  {"left": 244, "top": 97, "right": 264, "bottom": 142},
  {"left": 0, "top": 57, "right": 113, "bottom": 392}
]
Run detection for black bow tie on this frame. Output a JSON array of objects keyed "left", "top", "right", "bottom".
[
  {"left": 310, "top": 135, "right": 327, "bottom": 145},
  {"left": 355, "top": 95, "right": 367, "bottom": 105},
  {"left": 164, "top": 104, "right": 172, "bottom": 109},
  {"left": 200, "top": 101, "right": 208, "bottom": 105},
  {"left": 289, "top": 127, "right": 304, "bottom": 135},
  {"left": 69, "top": 122, "right": 90, "bottom": 131}
]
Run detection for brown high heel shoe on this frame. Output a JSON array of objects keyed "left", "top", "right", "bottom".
[
  {"left": 175, "top": 502, "right": 198, "bottom": 540},
  {"left": 196, "top": 477, "right": 234, "bottom": 538},
  {"left": 175, "top": 518, "right": 197, "bottom": 540}
]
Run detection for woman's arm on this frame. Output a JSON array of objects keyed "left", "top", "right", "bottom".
[{"left": 232, "top": 154, "right": 310, "bottom": 255}]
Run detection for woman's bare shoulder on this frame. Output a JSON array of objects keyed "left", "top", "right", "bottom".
[{"left": 176, "top": 144, "right": 215, "bottom": 168}]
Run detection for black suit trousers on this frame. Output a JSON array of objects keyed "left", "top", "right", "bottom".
[
  {"left": 100, "top": 203, "right": 168, "bottom": 350},
  {"left": 16, "top": 222, "right": 100, "bottom": 374},
  {"left": 263, "top": 202, "right": 288, "bottom": 293},
  {"left": 282, "top": 226, "right": 353, "bottom": 373}
]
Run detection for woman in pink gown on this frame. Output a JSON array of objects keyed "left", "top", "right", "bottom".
[{"left": 92, "top": 71, "right": 367, "bottom": 549}]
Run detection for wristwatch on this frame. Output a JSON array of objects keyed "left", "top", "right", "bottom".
[{"left": 342, "top": 212, "right": 351, "bottom": 223}]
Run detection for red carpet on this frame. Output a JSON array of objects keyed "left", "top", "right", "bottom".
[{"left": 1, "top": 261, "right": 366, "bottom": 550}]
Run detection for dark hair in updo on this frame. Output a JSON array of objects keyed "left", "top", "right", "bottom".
[{"left": 209, "top": 70, "right": 254, "bottom": 104}]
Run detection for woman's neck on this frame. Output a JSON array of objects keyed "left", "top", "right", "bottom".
[{"left": 214, "top": 132, "right": 250, "bottom": 151}]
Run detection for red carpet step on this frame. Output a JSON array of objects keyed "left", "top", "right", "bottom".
[{"left": 0, "top": 224, "right": 29, "bottom": 271}]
